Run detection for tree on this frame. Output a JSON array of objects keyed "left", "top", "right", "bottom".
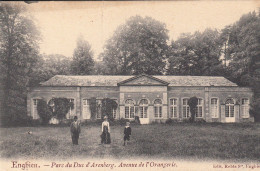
[
  {"left": 37, "top": 99, "right": 52, "bottom": 125},
  {"left": 49, "top": 98, "right": 74, "bottom": 120},
  {"left": 101, "top": 16, "right": 169, "bottom": 75},
  {"left": 89, "top": 97, "right": 97, "bottom": 120},
  {"left": 168, "top": 29, "right": 223, "bottom": 76},
  {"left": 220, "top": 11, "right": 260, "bottom": 87},
  {"left": 29, "top": 54, "right": 72, "bottom": 86},
  {"left": 188, "top": 96, "right": 198, "bottom": 123},
  {"left": 220, "top": 11, "right": 260, "bottom": 121},
  {"left": 101, "top": 98, "right": 117, "bottom": 120},
  {"left": 0, "top": 2, "right": 40, "bottom": 125},
  {"left": 70, "top": 36, "right": 94, "bottom": 75}
]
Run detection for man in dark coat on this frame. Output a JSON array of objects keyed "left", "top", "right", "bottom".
[
  {"left": 123, "top": 122, "right": 131, "bottom": 146},
  {"left": 70, "top": 116, "right": 81, "bottom": 145}
]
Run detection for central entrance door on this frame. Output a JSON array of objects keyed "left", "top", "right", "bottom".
[
  {"left": 225, "top": 99, "right": 235, "bottom": 123},
  {"left": 139, "top": 99, "right": 149, "bottom": 124}
]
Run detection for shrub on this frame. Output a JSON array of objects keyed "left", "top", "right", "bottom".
[
  {"left": 101, "top": 98, "right": 118, "bottom": 120},
  {"left": 89, "top": 97, "right": 97, "bottom": 120},
  {"left": 188, "top": 96, "right": 198, "bottom": 123},
  {"left": 165, "top": 118, "right": 173, "bottom": 124},
  {"left": 37, "top": 99, "right": 53, "bottom": 125},
  {"left": 49, "top": 98, "right": 74, "bottom": 120},
  {"left": 250, "top": 97, "right": 260, "bottom": 122}
]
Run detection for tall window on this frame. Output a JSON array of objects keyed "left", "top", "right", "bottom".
[
  {"left": 170, "top": 98, "right": 178, "bottom": 118},
  {"left": 154, "top": 99, "right": 162, "bottom": 118},
  {"left": 241, "top": 98, "right": 249, "bottom": 118},
  {"left": 139, "top": 99, "right": 148, "bottom": 118},
  {"left": 125, "top": 99, "right": 135, "bottom": 119},
  {"left": 32, "top": 99, "right": 39, "bottom": 119},
  {"left": 195, "top": 98, "right": 203, "bottom": 118},
  {"left": 182, "top": 98, "right": 190, "bottom": 118},
  {"left": 225, "top": 98, "right": 234, "bottom": 117},
  {"left": 211, "top": 98, "right": 218, "bottom": 118}
]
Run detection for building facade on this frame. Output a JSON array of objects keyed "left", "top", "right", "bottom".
[{"left": 27, "top": 74, "right": 254, "bottom": 124}]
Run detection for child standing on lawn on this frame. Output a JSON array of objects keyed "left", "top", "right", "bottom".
[
  {"left": 70, "top": 116, "right": 81, "bottom": 145},
  {"left": 123, "top": 122, "right": 131, "bottom": 146}
]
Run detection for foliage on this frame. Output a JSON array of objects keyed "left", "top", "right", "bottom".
[
  {"left": 0, "top": 2, "right": 40, "bottom": 125},
  {"left": 188, "top": 97, "right": 198, "bottom": 123},
  {"left": 101, "top": 98, "right": 118, "bottom": 120},
  {"left": 89, "top": 97, "right": 97, "bottom": 120},
  {"left": 37, "top": 99, "right": 52, "bottom": 124},
  {"left": 250, "top": 97, "right": 260, "bottom": 122},
  {"left": 100, "top": 16, "right": 169, "bottom": 75},
  {"left": 168, "top": 29, "right": 223, "bottom": 76},
  {"left": 49, "top": 98, "right": 74, "bottom": 120},
  {"left": 29, "top": 54, "right": 72, "bottom": 86},
  {"left": 70, "top": 36, "right": 94, "bottom": 75},
  {"left": 220, "top": 11, "right": 260, "bottom": 121}
]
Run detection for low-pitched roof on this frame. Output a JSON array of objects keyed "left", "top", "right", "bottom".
[{"left": 40, "top": 75, "right": 238, "bottom": 87}]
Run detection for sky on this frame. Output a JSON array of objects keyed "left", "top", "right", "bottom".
[{"left": 25, "top": 1, "right": 259, "bottom": 60}]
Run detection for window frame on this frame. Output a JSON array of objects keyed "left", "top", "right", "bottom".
[
  {"left": 195, "top": 98, "right": 203, "bottom": 118},
  {"left": 241, "top": 98, "right": 250, "bottom": 118},
  {"left": 154, "top": 99, "right": 163, "bottom": 119},
  {"left": 182, "top": 98, "right": 190, "bottom": 118},
  {"left": 32, "top": 98, "right": 41, "bottom": 119},
  {"left": 210, "top": 97, "right": 219, "bottom": 118},
  {"left": 169, "top": 98, "right": 178, "bottom": 118},
  {"left": 225, "top": 98, "right": 235, "bottom": 118},
  {"left": 125, "top": 99, "right": 135, "bottom": 119},
  {"left": 139, "top": 99, "right": 149, "bottom": 118}
]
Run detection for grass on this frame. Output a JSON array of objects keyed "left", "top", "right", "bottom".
[{"left": 0, "top": 123, "right": 260, "bottom": 161}]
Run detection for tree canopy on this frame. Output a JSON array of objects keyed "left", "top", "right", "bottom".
[
  {"left": 70, "top": 36, "right": 95, "bottom": 75},
  {"left": 0, "top": 3, "right": 40, "bottom": 125},
  {"left": 100, "top": 16, "right": 169, "bottom": 75},
  {"left": 168, "top": 29, "right": 223, "bottom": 76}
]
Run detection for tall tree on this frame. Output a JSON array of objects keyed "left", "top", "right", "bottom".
[
  {"left": 101, "top": 16, "right": 169, "bottom": 75},
  {"left": 220, "top": 11, "right": 260, "bottom": 87},
  {"left": 168, "top": 29, "right": 223, "bottom": 76},
  {"left": 70, "top": 36, "right": 94, "bottom": 75},
  {"left": 0, "top": 2, "right": 40, "bottom": 125},
  {"left": 220, "top": 11, "right": 260, "bottom": 121},
  {"left": 29, "top": 54, "right": 72, "bottom": 86}
]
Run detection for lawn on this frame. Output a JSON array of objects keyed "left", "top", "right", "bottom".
[{"left": 0, "top": 123, "right": 260, "bottom": 161}]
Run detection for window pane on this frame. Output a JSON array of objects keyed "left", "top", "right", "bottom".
[
  {"left": 125, "top": 106, "right": 129, "bottom": 118},
  {"left": 140, "top": 99, "right": 148, "bottom": 105},
  {"left": 154, "top": 99, "right": 162, "bottom": 104},
  {"left": 130, "top": 106, "right": 134, "bottom": 118},
  {"left": 174, "top": 106, "right": 177, "bottom": 118}
]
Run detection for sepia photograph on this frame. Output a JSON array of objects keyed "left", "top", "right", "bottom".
[{"left": 0, "top": 1, "right": 260, "bottom": 170}]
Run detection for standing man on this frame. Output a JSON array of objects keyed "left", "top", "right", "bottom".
[{"left": 70, "top": 116, "right": 81, "bottom": 145}]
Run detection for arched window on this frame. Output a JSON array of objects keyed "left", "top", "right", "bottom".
[
  {"left": 195, "top": 98, "right": 203, "bottom": 118},
  {"left": 225, "top": 98, "right": 234, "bottom": 117},
  {"left": 182, "top": 98, "right": 190, "bottom": 118},
  {"left": 139, "top": 99, "right": 148, "bottom": 118},
  {"left": 154, "top": 99, "right": 162, "bottom": 118},
  {"left": 241, "top": 98, "right": 249, "bottom": 118},
  {"left": 170, "top": 98, "right": 178, "bottom": 118},
  {"left": 211, "top": 98, "right": 218, "bottom": 118},
  {"left": 125, "top": 99, "right": 135, "bottom": 119}
]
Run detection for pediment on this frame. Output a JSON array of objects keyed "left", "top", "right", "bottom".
[{"left": 118, "top": 74, "right": 169, "bottom": 86}]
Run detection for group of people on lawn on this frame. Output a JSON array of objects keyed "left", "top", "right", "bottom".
[{"left": 70, "top": 115, "right": 131, "bottom": 146}]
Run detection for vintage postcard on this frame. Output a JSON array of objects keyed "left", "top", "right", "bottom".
[{"left": 0, "top": 1, "right": 260, "bottom": 171}]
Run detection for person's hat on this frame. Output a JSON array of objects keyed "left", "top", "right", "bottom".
[{"left": 104, "top": 115, "right": 108, "bottom": 119}]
